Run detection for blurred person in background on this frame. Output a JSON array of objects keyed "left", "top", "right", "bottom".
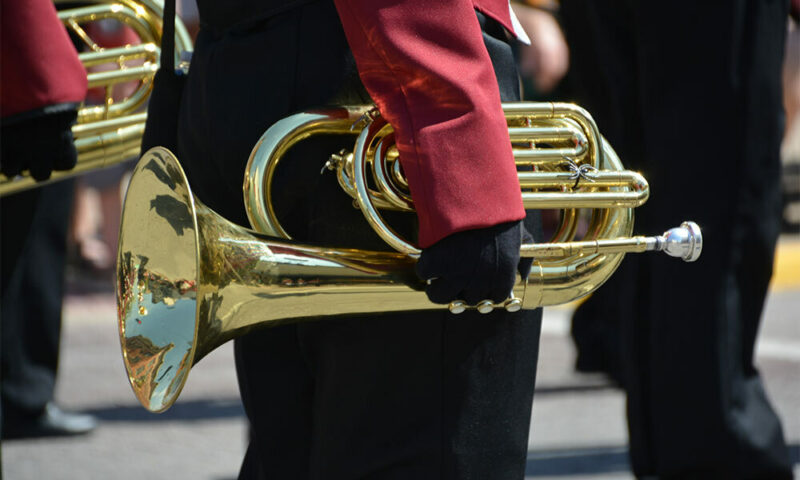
[
  {"left": 558, "top": 0, "right": 796, "bottom": 478},
  {"left": 0, "top": 0, "right": 98, "bottom": 439},
  {"left": 782, "top": 8, "right": 800, "bottom": 233},
  {"left": 512, "top": 0, "right": 570, "bottom": 99}
]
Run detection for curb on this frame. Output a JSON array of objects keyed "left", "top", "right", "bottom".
[{"left": 773, "top": 236, "right": 800, "bottom": 292}]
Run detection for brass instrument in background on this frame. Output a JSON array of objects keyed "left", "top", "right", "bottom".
[
  {"left": 0, "top": 0, "right": 192, "bottom": 196},
  {"left": 117, "top": 103, "right": 702, "bottom": 412}
]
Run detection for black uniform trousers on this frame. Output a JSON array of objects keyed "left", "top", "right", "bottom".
[
  {"left": 1, "top": 181, "right": 73, "bottom": 428},
  {"left": 175, "top": 2, "right": 542, "bottom": 479},
  {"left": 560, "top": 1, "right": 793, "bottom": 478}
]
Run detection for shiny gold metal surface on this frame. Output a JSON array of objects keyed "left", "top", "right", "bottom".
[
  {"left": 0, "top": 0, "right": 192, "bottom": 196},
  {"left": 243, "top": 102, "right": 701, "bottom": 308},
  {"left": 120, "top": 106, "right": 701, "bottom": 411},
  {"left": 120, "top": 148, "right": 437, "bottom": 411},
  {"left": 245, "top": 103, "right": 649, "bottom": 255}
]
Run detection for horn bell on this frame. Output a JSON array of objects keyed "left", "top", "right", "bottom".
[{"left": 118, "top": 147, "right": 443, "bottom": 412}]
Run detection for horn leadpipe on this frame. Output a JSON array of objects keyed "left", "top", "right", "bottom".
[{"left": 520, "top": 221, "right": 703, "bottom": 262}]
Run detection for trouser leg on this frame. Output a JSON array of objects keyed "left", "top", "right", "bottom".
[
  {"left": 1, "top": 181, "right": 73, "bottom": 420},
  {"left": 563, "top": 0, "right": 792, "bottom": 477}
]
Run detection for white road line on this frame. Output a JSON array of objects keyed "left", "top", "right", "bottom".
[{"left": 756, "top": 339, "right": 800, "bottom": 362}]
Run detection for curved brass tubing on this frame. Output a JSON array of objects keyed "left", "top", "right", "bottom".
[
  {"left": 120, "top": 146, "right": 700, "bottom": 412},
  {"left": 118, "top": 101, "right": 703, "bottom": 412}
]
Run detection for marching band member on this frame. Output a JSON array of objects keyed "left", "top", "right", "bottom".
[
  {"left": 1, "top": 0, "right": 85, "bottom": 182},
  {"left": 1, "top": 0, "right": 97, "bottom": 439},
  {"left": 157, "top": 0, "right": 543, "bottom": 477},
  {"left": 561, "top": 0, "right": 795, "bottom": 478}
]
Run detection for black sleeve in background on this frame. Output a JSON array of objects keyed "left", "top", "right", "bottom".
[{"left": 1, "top": 105, "right": 79, "bottom": 181}]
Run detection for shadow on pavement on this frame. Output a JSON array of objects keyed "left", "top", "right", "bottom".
[
  {"left": 525, "top": 446, "right": 630, "bottom": 476},
  {"left": 85, "top": 397, "right": 245, "bottom": 422},
  {"left": 534, "top": 382, "right": 619, "bottom": 396},
  {"left": 526, "top": 443, "right": 800, "bottom": 476}
]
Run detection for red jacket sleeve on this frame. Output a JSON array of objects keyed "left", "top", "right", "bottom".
[
  {"left": 1, "top": 0, "right": 87, "bottom": 119},
  {"left": 333, "top": 0, "right": 525, "bottom": 248}
]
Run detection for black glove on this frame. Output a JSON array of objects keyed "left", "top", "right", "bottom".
[
  {"left": 416, "top": 220, "right": 533, "bottom": 305},
  {"left": 1, "top": 108, "right": 79, "bottom": 181}
]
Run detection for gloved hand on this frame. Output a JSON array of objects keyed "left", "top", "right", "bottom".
[
  {"left": 416, "top": 220, "right": 533, "bottom": 306},
  {"left": 1, "top": 109, "right": 79, "bottom": 181}
]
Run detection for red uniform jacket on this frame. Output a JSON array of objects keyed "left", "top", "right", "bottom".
[
  {"left": 333, "top": 0, "right": 525, "bottom": 248},
  {"left": 1, "top": 0, "right": 87, "bottom": 120}
]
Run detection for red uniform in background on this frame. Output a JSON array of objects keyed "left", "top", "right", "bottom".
[
  {"left": 1, "top": 0, "right": 87, "bottom": 180},
  {"left": 1, "top": 0, "right": 86, "bottom": 118}
]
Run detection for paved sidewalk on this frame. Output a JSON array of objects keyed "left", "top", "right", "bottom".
[{"left": 2, "top": 239, "right": 799, "bottom": 480}]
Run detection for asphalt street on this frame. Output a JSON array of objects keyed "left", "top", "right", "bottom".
[{"left": 2, "top": 238, "right": 799, "bottom": 480}]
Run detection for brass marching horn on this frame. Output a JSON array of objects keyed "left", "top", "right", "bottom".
[
  {"left": 0, "top": 0, "right": 193, "bottom": 196},
  {"left": 117, "top": 103, "right": 702, "bottom": 412}
]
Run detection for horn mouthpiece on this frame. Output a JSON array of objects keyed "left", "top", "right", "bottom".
[{"left": 655, "top": 221, "right": 703, "bottom": 262}]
